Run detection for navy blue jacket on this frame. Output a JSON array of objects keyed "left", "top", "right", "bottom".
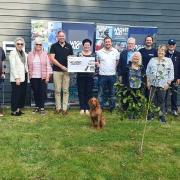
[
  {"left": 166, "top": 50, "right": 180, "bottom": 80},
  {"left": 122, "top": 62, "right": 145, "bottom": 88},
  {"left": 117, "top": 50, "right": 128, "bottom": 77}
]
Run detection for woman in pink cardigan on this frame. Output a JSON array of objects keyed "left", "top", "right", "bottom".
[{"left": 28, "top": 38, "right": 52, "bottom": 115}]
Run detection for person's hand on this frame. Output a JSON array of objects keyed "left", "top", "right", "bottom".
[
  {"left": 118, "top": 76, "right": 122, "bottom": 84},
  {"left": 176, "top": 79, "right": 180, "bottom": 85},
  {"left": 16, "top": 78, "right": 21, "bottom": 86},
  {"left": 164, "top": 84, "right": 169, "bottom": 91},
  {"left": 95, "top": 62, "right": 100, "bottom": 67},
  {"left": 45, "top": 77, "right": 49, "bottom": 84},
  {"left": 147, "top": 82, "right": 151, "bottom": 90},
  {"left": 61, "top": 66, "right": 68, "bottom": 72},
  {"left": 1, "top": 74, "right": 5, "bottom": 80}
]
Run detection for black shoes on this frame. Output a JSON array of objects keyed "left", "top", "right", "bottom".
[
  {"left": 11, "top": 111, "right": 21, "bottom": 116},
  {"left": 40, "top": 108, "right": 46, "bottom": 115},
  {"left": 32, "top": 107, "right": 46, "bottom": 115},
  {"left": 32, "top": 107, "right": 40, "bottom": 114},
  {"left": 147, "top": 113, "right": 154, "bottom": 121},
  {"left": 160, "top": 116, "right": 166, "bottom": 123}
]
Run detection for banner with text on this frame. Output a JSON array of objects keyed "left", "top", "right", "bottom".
[
  {"left": 128, "top": 26, "right": 158, "bottom": 50},
  {"left": 96, "top": 24, "right": 129, "bottom": 52}
]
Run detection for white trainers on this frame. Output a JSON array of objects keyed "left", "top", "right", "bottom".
[
  {"left": 0, "top": 113, "right": 4, "bottom": 117},
  {"left": 172, "top": 110, "right": 178, "bottom": 116},
  {"left": 80, "top": 110, "right": 85, "bottom": 115},
  {"left": 85, "top": 110, "right": 90, "bottom": 116}
]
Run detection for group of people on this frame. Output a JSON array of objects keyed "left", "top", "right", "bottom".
[{"left": 0, "top": 31, "right": 179, "bottom": 123}]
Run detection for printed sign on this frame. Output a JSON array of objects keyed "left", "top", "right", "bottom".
[{"left": 68, "top": 56, "right": 95, "bottom": 73}]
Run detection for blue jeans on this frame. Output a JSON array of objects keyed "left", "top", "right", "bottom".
[{"left": 98, "top": 75, "right": 116, "bottom": 110}]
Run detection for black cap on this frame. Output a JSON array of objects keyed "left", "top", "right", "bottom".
[{"left": 168, "top": 39, "right": 176, "bottom": 45}]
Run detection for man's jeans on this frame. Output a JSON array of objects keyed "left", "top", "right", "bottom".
[{"left": 98, "top": 75, "right": 116, "bottom": 110}]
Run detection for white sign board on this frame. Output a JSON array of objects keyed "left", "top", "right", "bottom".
[{"left": 68, "top": 56, "right": 95, "bottom": 73}]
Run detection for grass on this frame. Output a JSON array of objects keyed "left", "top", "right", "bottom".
[{"left": 0, "top": 108, "right": 179, "bottom": 179}]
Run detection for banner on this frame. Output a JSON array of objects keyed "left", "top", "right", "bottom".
[
  {"left": 63, "top": 22, "right": 95, "bottom": 55},
  {"left": 31, "top": 20, "right": 62, "bottom": 52},
  {"left": 96, "top": 24, "right": 129, "bottom": 52},
  {"left": 68, "top": 56, "right": 95, "bottom": 73},
  {"left": 128, "top": 26, "right": 158, "bottom": 50}
]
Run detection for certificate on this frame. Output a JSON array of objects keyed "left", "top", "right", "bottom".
[{"left": 68, "top": 56, "right": 95, "bottom": 73}]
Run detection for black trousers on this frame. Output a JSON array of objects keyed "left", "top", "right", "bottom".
[
  {"left": 11, "top": 80, "right": 27, "bottom": 112},
  {"left": 150, "top": 86, "right": 166, "bottom": 117},
  {"left": 165, "top": 82, "right": 178, "bottom": 111},
  {"left": 77, "top": 76, "right": 93, "bottom": 110},
  {"left": 30, "top": 78, "right": 47, "bottom": 108}
]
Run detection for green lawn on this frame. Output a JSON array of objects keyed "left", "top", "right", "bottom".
[{"left": 0, "top": 108, "right": 179, "bottom": 180}]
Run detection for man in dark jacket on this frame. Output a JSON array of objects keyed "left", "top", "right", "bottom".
[
  {"left": 165, "top": 39, "right": 180, "bottom": 116},
  {"left": 117, "top": 37, "right": 136, "bottom": 84}
]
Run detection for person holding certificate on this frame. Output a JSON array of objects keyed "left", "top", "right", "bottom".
[{"left": 77, "top": 39, "right": 95, "bottom": 115}]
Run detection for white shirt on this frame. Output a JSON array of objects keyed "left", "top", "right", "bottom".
[{"left": 96, "top": 47, "right": 119, "bottom": 75}]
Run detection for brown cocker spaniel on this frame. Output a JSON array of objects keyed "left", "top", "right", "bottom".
[{"left": 88, "top": 97, "right": 105, "bottom": 129}]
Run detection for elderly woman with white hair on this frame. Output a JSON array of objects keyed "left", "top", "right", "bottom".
[
  {"left": 28, "top": 38, "right": 52, "bottom": 115},
  {"left": 123, "top": 52, "right": 145, "bottom": 88},
  {"left": 121, "top": 51, "right": 146, "bottom": 119},
  {"left": 9, "top": 37, "right": 28, "bottom": 116}
]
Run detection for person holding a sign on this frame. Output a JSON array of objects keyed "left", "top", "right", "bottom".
[
  {"left": 0, "top": 47, "right": 6, "bottom": 117},
  {"left": 96, "top": 36, "right": 119, "bottom": 112},
  {"left": 77, "top": 39, "right": 95, "bottom": 115},
  {"left": 50, "top": 31, "right": 73, "bottom": 115},
  {"left": 9, "top": 37, "right": 28, "bottom": 116}
]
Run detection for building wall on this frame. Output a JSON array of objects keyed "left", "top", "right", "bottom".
[
  {"left": 0, "top": 0, "right": 180, "bottom": 105},
  {"left": 0, "top": 0, "right": 180, "bottom": 50}
]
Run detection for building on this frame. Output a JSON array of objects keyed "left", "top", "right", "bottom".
[{"left": 0, "top": 0, "right": 180, "bottom": 105}]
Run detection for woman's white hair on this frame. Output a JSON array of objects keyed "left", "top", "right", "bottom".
[
  {"left": 14, "top": 37, "right": 25, "bottom": 45},
  {"left": 34, "top": 37, "right": 43, "bottom": 46},
  {"left": 131, "top": 51, "right": 142, "bottom": 66}
]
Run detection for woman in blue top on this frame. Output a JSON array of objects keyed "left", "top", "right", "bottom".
[{"left": 122, "top": 51, "right": 145, "bottom": 119}]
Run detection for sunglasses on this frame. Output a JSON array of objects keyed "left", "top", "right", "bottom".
[
  {"left": 17, "top": 43, "right": 24, "bottom": 46},
  {"left": 36, "top": 44, "right": 42, "bottom": 46}
]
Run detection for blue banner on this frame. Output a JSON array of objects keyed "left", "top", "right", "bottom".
[
  {"left": 128, "top": 26, "right": 158, "bottom": 50},
  {"left": 63, "top": 22, "right": 95, "bottom": 56}
]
